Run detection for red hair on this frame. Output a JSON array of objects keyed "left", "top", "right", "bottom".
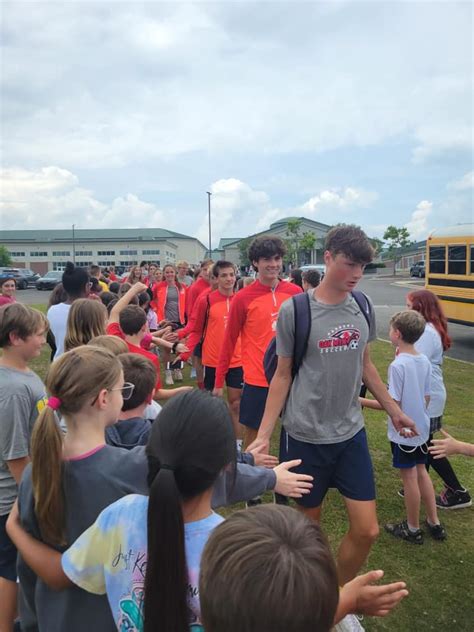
[{"left": 407, "top": 290, "right": 452, "bottom": 351}]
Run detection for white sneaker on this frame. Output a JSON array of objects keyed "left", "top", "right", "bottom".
[
  {"left": 165, "top": 369, "right": 174, "bottom": 385},
  {"left": 334, "top": 614, "right": 365, "bottom": 632},
  {"left": 173, "top": 369, "right": 183, "bottom": 382},
  {"left": 190, "top": 367, "right": 197, "bottom": 379}
]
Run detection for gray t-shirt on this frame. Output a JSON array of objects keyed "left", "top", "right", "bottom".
[
  {"left": 165, "top": 284, "right": 180, "bottom": 322},
  {"left": 276, "top": 292, "right": 376, "bottom": 444},
  {"left": 17, "top": 445, "right": 148, "bottom": 632},
  {"left": 0, "top": 365, "right": 46, "bottom": 516}
]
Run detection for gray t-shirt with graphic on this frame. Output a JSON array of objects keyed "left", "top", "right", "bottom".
[
  {"left": 276, "top": 292, "right": 376, "bottom": 445},
  {"left": 0, "top": 365, "right": 46, "bottom": 515}
]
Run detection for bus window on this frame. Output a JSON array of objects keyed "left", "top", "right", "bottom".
[
  {"left": 448, "top": 245, "right": 467, "bottom": 275},
  {"left": 429, "top": 245, "right": 446, "bottom": 274},
  {"left": 470, "top": 245, "right": 474, "bottom": 274}
]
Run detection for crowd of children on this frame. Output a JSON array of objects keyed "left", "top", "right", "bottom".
[{"left": 0, "top": 227, "right": 471, "bottom": 632}]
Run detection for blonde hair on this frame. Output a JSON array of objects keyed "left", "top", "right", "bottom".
[
  {"left": 31, "top": 346, "right": 122, "bottom": 546},
  {"left": 64, "top": 299, "right": 107, "bottom": 351},
  {"left": 88, "top": 334, "right": 128, "bottom": 355},
  {"left": 0, "top": 303, "right": 48, "bottom": 347},
  {"left": 390, "top": 309, "right": 426, "bottom": 345}
]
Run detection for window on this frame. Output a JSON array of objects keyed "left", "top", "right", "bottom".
[
  {"left": 78, "top": 251, "right": 93, "bottom": 257},
  {"left": 448, "top": 245, "right": 467, "bottom": 275},
  {"left": 9, "top": 251, "right": 25, "bottom": 257},
  {"left": 119, "top": 249, "right": 138, "bottom": 255},
  {"left": 98, "top": 261, "right": 115, "bottom": 267},
  {"left": 30, "top": 251, "right": 48, "bottom": 257},
  {"left": 429, "top": 246, "right": 445, "bottom": 274},
  {"left": 97, "top": 250, "right": 115, "bottom": 256},
  {"left": 52, "top": 251, "right": 71, "bottom": 257},
  {"left": 53, "top": 262, "right": 67, "bottom": 271},
  {"left": 119, "top": 260, "right": 138, "bottom": 267},
  {"left": 76, "top": 261, "right": 93, "bottom": 267},
  {"left": 470, "top": 245, "right": 474, "bottom": 275},
  {"left": 142, "top": 249, "right": 160, "bottom": 255}
]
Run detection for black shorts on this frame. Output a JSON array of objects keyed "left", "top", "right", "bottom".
[
  {"left": 193, "top": 342, "right": 203, "bottom": 358},
  {"left": 0, "top": 513, "right": 17, "bottom": 582},
  {"left": 239, "top": 384, "right": 269, "bottom": 430},
  {"left": 203, "top": 366, "right": 244, "bottom": 391},
  {"left": 391, "top": 442, "right": 429, "bottom": 468},
  {"left": 279, "top": 428, "right": 376, "bottom": 508}
]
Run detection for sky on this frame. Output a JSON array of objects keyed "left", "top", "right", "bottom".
[{"left": 1, "top": 0, "right": 472, "bottom": 248}]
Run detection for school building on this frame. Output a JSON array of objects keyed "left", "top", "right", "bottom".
[{"left": 0, "top": 228, "right": 208, "bottom": 274}]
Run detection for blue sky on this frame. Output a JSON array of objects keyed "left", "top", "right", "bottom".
[{"left": 1, "top": 1, "right": 472, "bottom": 247}]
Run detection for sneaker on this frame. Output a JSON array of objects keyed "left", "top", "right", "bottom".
[
  {"left": 246, "top": 496, "right": 262, "bottom": 509},
  {"left": 397, "top": 488, "right": 405, "bottom": 498},
  {"left": 164, "top": 369, "right": 174, "bottom": 386},
  {"left": 436, "top": 487, "right": 472, "bottom": 510},
  {"left": 384, "top": 520, "right": 423, "bottom": 544},
  {"left": 173, "top": 369, "right": 183, "bottom": 382},
  {"left": 334, "top": 614, "right": 365, "bottom": 632},
  {"left": 190, "top": 367, "right": 197, "bottom": 379},
  {"left": 424, "top": 520, "right": 447, "bottom": 541}
]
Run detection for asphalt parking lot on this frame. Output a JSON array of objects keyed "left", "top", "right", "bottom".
[{"left": 17, "top": 278, "right": 474, "bottom": 363}]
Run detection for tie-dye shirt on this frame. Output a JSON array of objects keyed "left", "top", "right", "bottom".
[{"left": 62, "top": 494, "right": 223, "bottom": 631}]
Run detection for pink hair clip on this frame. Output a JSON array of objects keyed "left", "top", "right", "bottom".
[{"left": 47, "top": 396, "right": 62, "bottom": 411}]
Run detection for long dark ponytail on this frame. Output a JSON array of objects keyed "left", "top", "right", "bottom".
[{"left": 144, "top": 390, "right": 235, "bottom": 632}]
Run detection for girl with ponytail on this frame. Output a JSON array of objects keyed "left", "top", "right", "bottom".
[
  {"left": 13, "top": 346, "right": 148, "bottom": 632},
  {"left": 60, "top": 390, "right": 235, "bottom": 631}
]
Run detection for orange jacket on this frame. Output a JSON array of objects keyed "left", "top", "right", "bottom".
[{"left": 151, "top": 282, "right": 187, "bottom": 325}]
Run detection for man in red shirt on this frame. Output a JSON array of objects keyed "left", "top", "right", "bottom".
[
  {"left": 181, "top": 261, "right": 244, "bottom": 441},
  {"left": 216, "top": 237, "right": 301, "bottom": 448}
]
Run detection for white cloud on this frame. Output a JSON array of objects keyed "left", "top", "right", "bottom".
[
  {"left": 448, "top": 171, "right": 474, "bottom": 191},
  {"left": 405, "top": 200, "right": 433, "bottom": 241},
  {"left": 0, "top": 166, "right": 166, "bottom": 229},
  {"left": 300, "top": 188, "right": 378, "bottom": 216}
]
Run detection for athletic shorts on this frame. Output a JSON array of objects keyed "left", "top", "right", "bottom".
[
  {"left": 0, "top": 513, "right": 17, "bottom": 582},
  {"left": 391, "top": 442, "right": 429, "bottom": 468},
  {"left": 279, "top": 428, "right": 376, "bottom": 508},
  {"left": 193, "top": 342, "right": 203, "bottom": 358},
  {"left": 239, "top": 384, "right": 269, "bottom": 430},
  {"left": 204, "top": 366, "right": 244, "bottom": 391},
  {"left": 430, "top": 416, "right": 443, "bottom": 434}
]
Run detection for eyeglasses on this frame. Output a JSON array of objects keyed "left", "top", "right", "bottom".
[{"left": 109, "top": 382, "right": 135, "bottom": 400}]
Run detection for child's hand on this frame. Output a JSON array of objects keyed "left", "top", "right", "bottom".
[
  {"left": 343, "top": 570, "right": 408, "bottom": 617},
  {"left": 133, "top": 282, "right": 148, "bottom": 294},
  {"left": 428, "top": 430, "right": 461, "bottom": 459},
  {"left": 273, "top": 460, "right": 313, "bottom": 498},
  {"left": 249, "top": 444, "right": 279, "bottom": 468}
]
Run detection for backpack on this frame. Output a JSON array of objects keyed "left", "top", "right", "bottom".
[{"left": 263, "top": 290, "right": 373, "bottom": 385}]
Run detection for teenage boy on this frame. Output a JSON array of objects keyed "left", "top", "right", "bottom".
[
  {"left": 248, "top": 225, "right": 417, "bottom": 585},
  {"left": 176, "top": 260, "right": 194, "bottom": 287},
  {"left": 106, "top": 354, "right": 156, "bottom": 449},
  {"left": 0, "top": 303, "right": 48, "bottom": 630},
  {"left": 302, "top": 268, "right": 321, "bottom": 291},
  {"left": 361, "top": 310, "right": 446, "bottom": 544},
  {"left": 180, "top": 261, "right": 244, "bottom": 442},
  {"left": 89, "top": 265, "right": 108, "bottom": 292},
  {"left": 216, "top": 237, "right": 301, "bottom": 448}
]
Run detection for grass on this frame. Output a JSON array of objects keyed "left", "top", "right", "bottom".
[{"left": 28, "top": 303, "right": 474, "bottom": 631}]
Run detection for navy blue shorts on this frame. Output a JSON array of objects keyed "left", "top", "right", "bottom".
[
  {"left": 0, "top": 513, "right": 17, "bottom": 582},
  {"left": 193, "top": 342, "right": 203, "bottom": 358},
  {"left": 204, "top": 366, "right": 244, "bottom": 391},
  {"left": 239, "top": 384, "right": 269, "bottom": 430},
  {"left": 391, "top": 442, "right": 429, "bottom": 468},
  {"left": 279, "top": 428, "right": 376, "bottom": 508}
]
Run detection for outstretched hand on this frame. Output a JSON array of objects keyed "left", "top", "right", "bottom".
[
  {"left": 341, "top": 570, "right": 408, "bottom": 618},
  {"left": 273, "top": 460, "right": 313, "bottom": 498},
  {"left": 249, "top": 444, "right": 279, "bottom": 468}
]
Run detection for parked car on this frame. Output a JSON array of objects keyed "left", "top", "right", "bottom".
[
  {"left": 17, "top": 268, "right": 40, "bottom": 288},
  {"left": 0, "top": 267, "right": 31, "bottom": 290},
  {"left": 35, "top": 270, "right": 63, "bottom": 290},
  {"left": 410, "top": 261, "right": 425, "bottom": 278}
]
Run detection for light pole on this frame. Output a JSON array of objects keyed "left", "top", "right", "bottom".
[
  {"left": 206, "top": 191, "right": 212, "bottom": 257},
  {"left": 72, "top": 224, "right": 76, "bottom": 264}
]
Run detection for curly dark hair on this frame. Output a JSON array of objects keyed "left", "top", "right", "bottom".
[{"left": 248, "top": 236, "right": 286, "bottom": 267}]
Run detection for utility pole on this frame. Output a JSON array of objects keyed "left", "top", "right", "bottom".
[
  {"left": 206, "top": 191, "right": 212, "bottom": 257},
  {"left": 72, "top": 224, "right": 76, "bottom": 263}
]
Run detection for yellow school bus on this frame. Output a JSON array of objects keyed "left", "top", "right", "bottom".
[{"left": 425, "top": 224, "right": 474, "bottom": 326}]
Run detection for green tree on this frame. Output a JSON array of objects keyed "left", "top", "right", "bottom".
[
  {"left": 383, "top": 226, "right": 412, "bottom": 275},
  {"left": 0, "top": 245, "right": 12, "bottom": 267},
  {"left": 284, "top": 219, "right": 317, "bottom": 266},
  {"left": 237, "top": 237, "right": 252, "bottom": 269}
]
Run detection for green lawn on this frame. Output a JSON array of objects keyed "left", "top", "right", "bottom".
[{"left": 28, "top": 303, "right": 474, "bottom": 631}]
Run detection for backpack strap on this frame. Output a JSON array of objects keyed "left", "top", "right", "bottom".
[
  {"left": 292, "top": 292, "right": 312, "bottom": 375},
  {"left": 351, "top": 290, "right": 372, "bottom": 330}
]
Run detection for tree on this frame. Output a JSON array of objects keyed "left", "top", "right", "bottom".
[
  {"left": 284, "top": 219, "right": 317, "bottom": 266},
  {"left": 383, "top": 226, "right": 412, "bottom": 275},
  {"left": 0, "top": 245, "right": 12, "bottom": 267},
  {"left": 237, "top": 237, "right": 252, "bottom": 269}
]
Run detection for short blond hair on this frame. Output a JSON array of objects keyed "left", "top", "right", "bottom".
[
  {"left": 0, "top": 303, "right": 48, "bottom": 347},
  {"left": 390, "top": 310, "right": 426, "bottom": 344},
  {"left": 88, "top": 334, "right": 128, "bottom": 355},
  {"left": 176, "top": 260, "right": 189, "bottom": 268}
]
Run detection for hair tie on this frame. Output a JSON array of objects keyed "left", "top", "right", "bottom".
[
  {"left": 47, "top": 396, "right": 62, "bottom": 411},
  {"left": 161, "top": 464, "right": 175, "bottom": 472}
]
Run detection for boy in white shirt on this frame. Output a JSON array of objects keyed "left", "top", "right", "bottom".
[{"left": 361, "top": 310, "right": 446, "bottom": 544}]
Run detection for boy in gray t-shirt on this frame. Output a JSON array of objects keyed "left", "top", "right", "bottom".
[
  {"left": 248, "top": 225, "right": 417, "bottom": 586},
  {"left": 0, "top": 303, "right": 47, "bottom": 630}
]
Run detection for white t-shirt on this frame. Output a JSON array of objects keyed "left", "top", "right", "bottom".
[
  {"left": 414, "top": 323, "right": 446, "bottom": 418},
  {"left": 47, "top": 302, "right": 71, "bottom": 359},
  {"left": 387, "top": 353, "right": 431, "bottom": 447}
]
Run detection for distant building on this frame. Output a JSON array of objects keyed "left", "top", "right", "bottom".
[
  {"left": 380, "top": 240, "right": 426, "bottom": 274},
  {"left": 0, "top": 228, "right": 207, "bottom": 274},
  {"left": 219, "top": 217, "right": 332, "bottom": 268}
]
